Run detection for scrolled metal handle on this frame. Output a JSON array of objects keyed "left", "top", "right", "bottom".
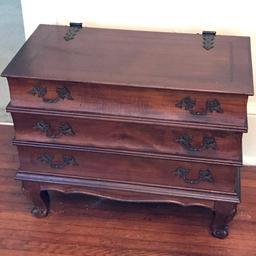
[
  {"left": 174, "top": 167, "right": 214, "bottom": 184},
  {"left": 34, "top": 120, "right": 75, "bottom": 138},
  {"left": 38, "top": 154, "right": 78, "bottom": 169},
  {"left": 176, "top": 134, "right": 217, "bottom": 152},
  {"left": 175, "top": 96, "right": 223, "bottom": 115},
  {"left": 29, "top": 84, "right": 74, "bottom": 103}
]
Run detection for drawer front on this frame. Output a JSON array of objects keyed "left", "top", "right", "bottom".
[
  {"left": 8, "top": 78, "right": 248, "bottom": 130},
  {"left": 12, "top": 113, "right": 242, "bottom": 164},
  {"left": 17, "top": 146, "right": 237, "bottom": 193}
]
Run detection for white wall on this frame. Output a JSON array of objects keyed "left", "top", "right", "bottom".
[
  {"left": 21, "top": 0, "right": 255, "bottom": 164},
  {"left": 0, "top": 0, "right": 25, "bottom": 123}
]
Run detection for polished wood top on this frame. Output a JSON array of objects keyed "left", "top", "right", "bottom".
[{"left": 1, "top": 24, "right": 254, "bottom": 95}]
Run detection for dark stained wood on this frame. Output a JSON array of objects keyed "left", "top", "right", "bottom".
[
  {"left": 7, "top": 103, "right": 248, "bottom": 133},
  {"left": 2, "top": 25, "right": 253, "bottom": 239},
  {"left": 15, "top": 171, "right": 240, "bottom": 204},
  {"left": 39, "top": 181, "right": 215, "bottom": 208},
  {"left": 11, "top": 112, "right": 243, "bottom": 165},
  {"left": 7, "top": 78, "right": 249, "bottom": 131},
  {"left": 13, "top": 139, "right": 243, "bottom": 166},
  {"left": 22, "top": 181, "right": 49, "bottom": 218},
  {"left": 16, "top": 145, "right": 238, "bottom": 194},
  {"left": 211, "top": 202, "right": 237, "bottom": 238},
  {"left": 0, "top": 125, "right": 256, "bottom": 255},
  {"left": 1, "top": 25, "right": 254, "bottom": 95}
]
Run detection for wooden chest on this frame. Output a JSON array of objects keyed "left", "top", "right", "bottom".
[{"left": 1, "top": 24, "right": 254, "bottom": 238}]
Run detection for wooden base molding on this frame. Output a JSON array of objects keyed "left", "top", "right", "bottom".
[{"left": 18, "top": 172, "right": 239, "bottom": 238}]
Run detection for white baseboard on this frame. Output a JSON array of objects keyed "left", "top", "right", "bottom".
[
  {"left": 247, "top": 100, "right": 256, "bottom": 115},
  {"left": 243, "top": 156, "right": 256, "bottom": 166},
  {"left": 0, "top": 122, "right": 13, "bottom": 125}
]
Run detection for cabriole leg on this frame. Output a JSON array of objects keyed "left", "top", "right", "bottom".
[
  {"left": 211, "top": 201, "right": 237, "bottom": 239},
  {"left": 22, "top": 181, "right": 50, "bottom": 218}
]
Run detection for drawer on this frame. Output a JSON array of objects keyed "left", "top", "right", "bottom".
[
  {"left": 12, "top": 112, "right": 242, "bottom": 165},
  {"left": 8, "top": 78, "right": 248, "bottom": 131},
  {"left": 17, "top": 145, "right": 237, "bottom": 194}
]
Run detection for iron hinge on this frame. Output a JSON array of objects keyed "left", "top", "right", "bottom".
[
  {"left": 64, "top": 22, "right": 83, "bottom": 41},
  {"left": 202, "top": 31, "right": 216, "bottom": 50}
]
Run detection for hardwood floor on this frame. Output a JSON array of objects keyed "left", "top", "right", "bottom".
[{"left": 0, "top": 125, "right": 255, "bottom": 256}]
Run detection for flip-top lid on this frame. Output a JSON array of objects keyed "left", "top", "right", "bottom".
[{"left": 1, "top": 24, "right": 254, "bottom": 95}]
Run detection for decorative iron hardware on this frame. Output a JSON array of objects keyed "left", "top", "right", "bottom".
[
  {"left": 29, "top": 84, "right": 47, "bottom": 98},
  {"left": 29, "top": 84, "right": 74, "bottom": 103},
  {"left": 174, "top": 167, "right": 214, "bottom": 184},
  {"left": 34, "top": 120, "right": 75, "bottom": 138},
  {"left": 38, "top": 154, "right": 78, "bottom": 169},
  {"left": 202, "top": 31, "right": 216, "bottom": 50},
  {"left": 64, "top": 22, "right": 82, "bottom": 41},
  {"left": 175, "top": 96, "right": 223, "bottom": 115},
  {"left": 176, "top": 134, "right": 216, "bottom": 152}
]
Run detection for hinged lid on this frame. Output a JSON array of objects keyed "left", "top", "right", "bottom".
[{"left": 1, "top": 24, "right": 254, "bottom": 95}]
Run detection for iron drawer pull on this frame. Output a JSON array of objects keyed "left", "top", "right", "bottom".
[
  {"left": 175, "top": 96, "right": 223, "bottom": 115},
  {"left": 38, "top": 154, "right": 78, "bottom": 169},
  {"left": 33, "top": 120, "right": 75, "bottom": 138},
  {"left": 29, "top": 84, "right": 74, "bottom": 103},
  {"left": 174, "top": 167, "right": 214, "bottom": 184},
  {"left": 176, "top": 134, "right": 217, "bottom": 152}
]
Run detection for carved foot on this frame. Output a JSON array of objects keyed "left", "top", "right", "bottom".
[
  {"left": 31, "top": 206, "right": 48, "bottom": 218},
  {"left": 22, "top": 181, "right": 50, "bottom": 218},
  {"left": 211, "top": 202, "right": 237, "bottom": 239},
  {"left": 212, "top": 225, "right": 229, "bottom": 239},
  {"left": 31, "top": 190, "right": 50, "bottom": 218}
]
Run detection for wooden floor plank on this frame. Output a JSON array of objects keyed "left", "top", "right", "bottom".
[{"left": 0, "top": 125, "right": 256, "bottom": 256}]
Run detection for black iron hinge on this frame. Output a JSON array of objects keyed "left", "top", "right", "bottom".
[
  {"left": 202, "top": 31, "right": 216, "bottom": 50},
  {"left": 64, "top": 22, "right": 83, "bottom": 41}
]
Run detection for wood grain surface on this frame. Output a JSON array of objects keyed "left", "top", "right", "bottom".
[
  {"left": 1, "top": 25, "right": 254, "bottom": 95},
  {"left": 7, "top": 78, "right": 249, "bottom": 132},
  {"left": 11, "top": 112, "right": 243, "bottom": 165},
  {"left": 16, "top": 145, "right": 237, "bottom": 194},
  {"left": 0, "top": 125, "right": 255, "bottom": 256}
]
